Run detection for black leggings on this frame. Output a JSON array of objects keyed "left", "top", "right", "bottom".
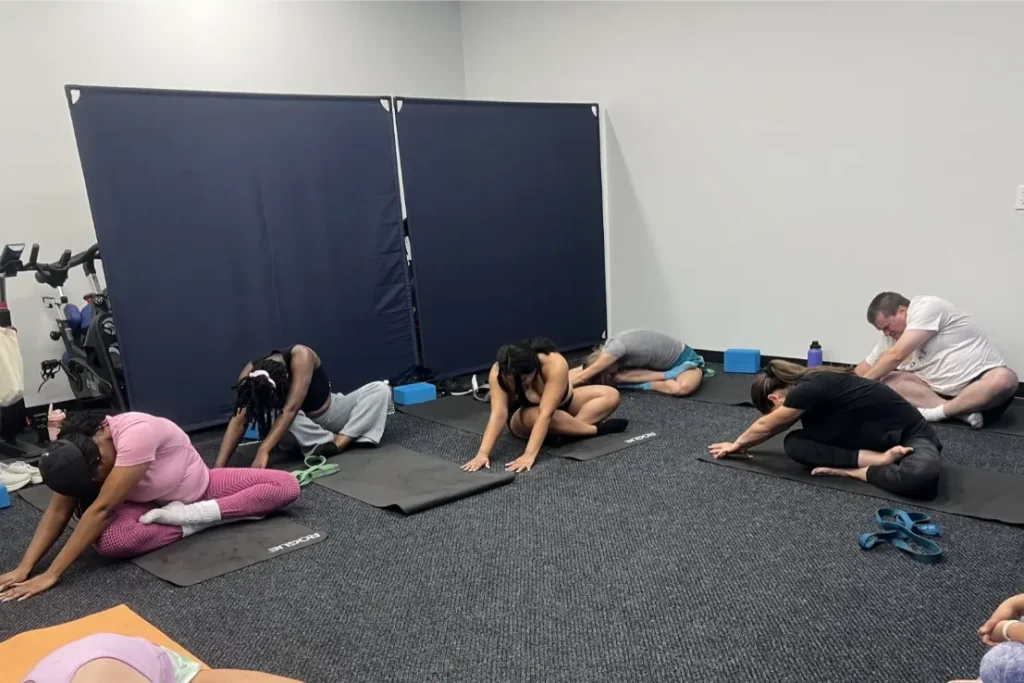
[{"left": 783, "top": 430, "right": 941, "bottom": 500}]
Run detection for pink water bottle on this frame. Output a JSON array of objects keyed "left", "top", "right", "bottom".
[
  {"left": 807, "top": 341, "right": 823, "bottom": 368},
  {"left": 47, "top": 404, "right": 66, "bottom": 441}
]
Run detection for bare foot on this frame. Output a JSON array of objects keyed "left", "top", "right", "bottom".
[
  {"left": 811, "top": 467, "right": 851, "bottom": 478},
  {"left": 881, "top": 445, "right": 914, "bottom": 465}
]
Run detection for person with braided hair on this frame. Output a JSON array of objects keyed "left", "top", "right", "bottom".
[
  {"left": 708, "top": 360, "right": 942, "bottom": 499},
  {"left": 462, "top": 337, "right": 628, "bottom": 474},
  {"left": 0, "top": 410, "right": 300, "bottom": 601},
  {"left": 215, "top": 344, "right": 390, "bottom": 469}
]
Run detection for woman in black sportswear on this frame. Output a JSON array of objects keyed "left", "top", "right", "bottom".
[{"left": 708, "top": 360, "right": 941, "bottom": 499}]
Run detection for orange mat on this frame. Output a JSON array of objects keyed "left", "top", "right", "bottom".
[{"left": 0, "top": 604, "right": 205, "bottom": 683}]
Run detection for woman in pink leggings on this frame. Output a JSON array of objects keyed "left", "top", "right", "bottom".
[{"left": 0, "top": 411, "right": 300, "bottom": 601}]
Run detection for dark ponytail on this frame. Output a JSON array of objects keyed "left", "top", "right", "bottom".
[
  {"left": 234, "top": 356, "right": 292, "bottom": 438},
  {"left": 495, "top": 337, "right": 558, "bottom": 394},
  {"left": 750, "top": 360, "right": 852, "bottom": 414}
]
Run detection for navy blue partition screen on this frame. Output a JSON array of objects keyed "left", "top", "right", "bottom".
[
  {"left": 395, "top": 98, "right": 607, "bottom": 376},
  {"left": 67, "top": 87, "right": 416, "bottom": 429}
]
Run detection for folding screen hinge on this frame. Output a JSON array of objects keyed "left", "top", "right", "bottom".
[
  {"left": 591, "top": 105, "right": 598, "bottom": 117},
  {"left": 395, "top": 98, "right": 404, "bottom": 114},
  {"left": 380, "top": 98, "right": 391, "bottom": 113}
]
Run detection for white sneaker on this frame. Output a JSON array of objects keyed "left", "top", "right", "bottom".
[
  {"left": 0, "top": 465, "right": 33, "bottom": 493},
  {"left": 2, "top": 461, "right": 41, "bottom": 485}
]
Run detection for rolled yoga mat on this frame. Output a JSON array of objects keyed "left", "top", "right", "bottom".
[
  {"left": 398, "top": 394, "right": 659, "bottom": 461},
  {"left": 18, "top": 486, "right": 325, "bottom": 586},
  {"left": 698, "top": 433, "right": 1024, "bottom": 525},
  {"left": 312, "top": 443, "right": 514, "bottom": 513}
]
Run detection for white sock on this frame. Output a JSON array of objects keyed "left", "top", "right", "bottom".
[
  {"left": 959, "top": 412, "right": 984, "bottom": 429},
  {"left": 140, "top": 499, "right": 222, "bottom": 527},
  {"left": 918, "top": 405, "right": 947, "bottom": 422}
]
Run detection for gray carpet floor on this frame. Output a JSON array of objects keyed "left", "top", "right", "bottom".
[{"left": 1, "top": 393, "right": 1022, "bottom": 682}]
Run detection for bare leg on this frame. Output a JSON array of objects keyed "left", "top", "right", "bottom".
[
  {"left": 811, "top": 465, "right": 869, "bottom": 481},
  {"left": 510, "top": 407, "right": 597, "bottom": 439},
  {"left": 569, "top": 385, "right": 621, "bottom": 424},
  {"left": 881, "top": 371, "right": 944, "bottom": 408},
  {"left": 613, "top": 368, "right": 667, "bottom": 383},
  {"left": 941, "top": 367, "right": 1018, "bottom": 416},
  {"left": 648, "top": 368, "right": 703, "bottom": 397}
]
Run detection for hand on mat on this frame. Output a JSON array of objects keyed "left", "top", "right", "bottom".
[
  {"left": 0, "top": 571, "right": 58, "bottom": 602},
  {"left": 506, "top": 454, "right": 537, "bottom": 473},
  {"left": 462, "top": 454, "right": 491, "bottom": 472},
  {"left": 708, "top": 442, "right": 748, "bottom": 459},
  {"left": 0, "top": 567, "right": 30, "bottom": 592},
  {"left": 980, "top": 597, "right": 1023, "bottom": 646},
  {"left": 251, "top": 448, "right": 271, "bottom": 470}
]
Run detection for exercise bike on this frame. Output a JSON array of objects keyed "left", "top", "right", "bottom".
[
  {"left": 0, "top": 243, "right": 48, "bottom": 458},
  {"left": 33, "top": 244, "right": 129, "bottom": 412}
]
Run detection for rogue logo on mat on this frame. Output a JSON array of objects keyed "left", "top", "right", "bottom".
[
  {"left": 624, "top": 432, "right": 657, "bottom": 444},
  {"left": 268, "top": 533, "right": 321, "bottom": 553}
]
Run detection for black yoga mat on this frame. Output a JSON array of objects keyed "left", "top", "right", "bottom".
[
  {"left": 312, "top": 443, "right": 514, "bottom": 513},
  {"left": 19, "top": 486, "right": 325, "bottom": 585},
  {"left": 698, "top": 435, "right": 1024, "bottom": 525},
  {"left": 399, "top": 395, "right": 659, "bottom": 460},
  {"left": 399, "top": 394, "right": 494, "bottom": 436},
  {"left": 685, "top": 364, "right": 755, "bottom": 406}
]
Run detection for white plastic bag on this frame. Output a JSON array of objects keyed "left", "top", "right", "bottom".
[{"left": 0, "top": 327, "right": 25, "bottom": 407}]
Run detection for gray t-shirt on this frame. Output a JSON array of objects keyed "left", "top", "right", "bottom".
[{"left": 603, "top": 329, "right": 684, "bottom": 371}]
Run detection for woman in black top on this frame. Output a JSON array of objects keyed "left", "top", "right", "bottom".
[
  {"left": 708, "top": 360, "right": 941, "bottom": 499},
  {"left": 462, "top": 338, "right": 628, "bottom": 474},
  {"left": 215, "top": 344, "right": 391, "bottom": 469}
]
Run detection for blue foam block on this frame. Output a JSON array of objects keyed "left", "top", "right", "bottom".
[
  {"left": 724, "top": 348, "right": 761, "bottom": 374},
  {"left": 244, "top": 423, "right": 260, "bottom": 440},
  {"left": 0, "top": 486, "right": 10, "bottom": 509},
  {"left": 393, "top": 382, "right": 436, "bottom": 406}
]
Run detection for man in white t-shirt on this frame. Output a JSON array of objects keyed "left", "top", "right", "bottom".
[{"left": 854, "top": 292, "right": 1018, "bottom": 429}]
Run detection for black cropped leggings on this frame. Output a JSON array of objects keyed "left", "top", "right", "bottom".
[{"left": 783, "top": 430, "right": 941, "bottom": 500}]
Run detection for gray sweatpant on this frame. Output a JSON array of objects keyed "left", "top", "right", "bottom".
[{"left": 289, "top": 381, "right": 391, "bottom": 453}]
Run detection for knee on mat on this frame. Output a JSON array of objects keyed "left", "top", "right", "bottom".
[
  {"left": 368, "top": 381, "right": 392, "bottom": 407},
  {"left": 889, "top": 460, "right": 940, "bottom": 500},
  {"left": 94, "top": 537, "right": 136, "bottom": 560},
  {"left": 782, "top": 433, "right": 813, "bottom": 466},
  {"left": 668, "top": 375, "right": 700, "bottom": 397}
]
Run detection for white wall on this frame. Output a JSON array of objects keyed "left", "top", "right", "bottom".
[
  {"left": 461, "top": 2, "right": 1024, "bottom": 369},
  {"left": 0, "top": 1, "right": 465, "bottom": 406}
]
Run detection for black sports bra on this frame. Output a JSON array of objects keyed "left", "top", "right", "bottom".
[{"left": 276, "top": 345, "right": 331, "bottom": 414}]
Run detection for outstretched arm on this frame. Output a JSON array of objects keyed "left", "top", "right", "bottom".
[
  {"left": 708, "top": 406, "right": 803, "bottom": 458},
  {"left": 1, "top": 463, "right": 150, "bottom": 601},
  {"left": 570, "top": 352, "right": 617, "bottom": 385},
  {"left": 861, "top": 330, "right": 932, "bottom": 381},
  {"left": 215, "top": 362, "right": 254, "bottom": 468},
  {"left": 521, "top": 355, "right": 570, "bottom": 461},
  {"left": 463, "top": 365, "right": 508, "bottom": 471},
  {"left": 0, "top": 493, "right": 76, "bottom": 594},
  {"left": 255, "top": 347, "right": 316, "bottom": 464}
]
